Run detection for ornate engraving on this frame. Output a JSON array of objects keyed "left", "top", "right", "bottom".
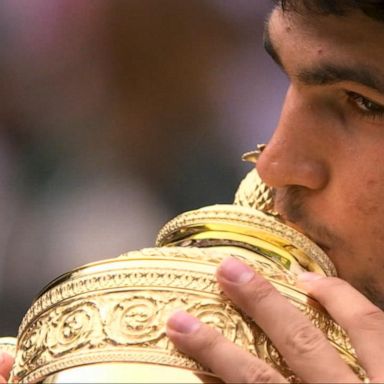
[
  {"left": 106, "top": 295, "right": 168, "bottom": 344},
  {"left": 14, "top": 284, "right": 259, "bottom": 382},
  {"left": 120, "top": 246, "right": 297, "bottom": 286},
  {"left": 8, "top": 167, "right": 366, "bottom": 382},
  {"left": 18, "top": 259, "right": 220, "bottom": 338},
  {"left": 155, "top": 205, "right": 336, "bottom": 277},
  {"left": 187, "top": 301, "right": 256, "bottom": 354},
  {"left": 46, "top": 302, "right": 104, "bottom": 355},
  {"left": 234, "top": 168, "right": 276, "bottom": 215},
  {"left": 11, "top": 253, "right": 364, "bottom": 383}
]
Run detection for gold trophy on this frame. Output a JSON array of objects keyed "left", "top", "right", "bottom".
[{"left": 0, "top": 149, "right": 367, "bottom": 383}]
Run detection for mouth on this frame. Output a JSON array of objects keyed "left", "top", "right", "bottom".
[
  {"left": 279, "top": 215, "right": 332, "bottom": 254},
  {"left": 311, "top": 239, "right": 331, "bottom": 254}
]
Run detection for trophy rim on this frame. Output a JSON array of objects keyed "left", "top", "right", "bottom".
[{"left": 156, "top": 204, "right": 336, "bottom": 277}]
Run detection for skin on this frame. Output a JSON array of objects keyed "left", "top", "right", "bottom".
[
  {"left": 166, "top": 5, "right": 384, "bottom": 383},
  {"left": 260, "top": 7, "right": 384, "bottom": 305},
  {"left": 0, "top": 353, "right": 14, "bottom": 383}
]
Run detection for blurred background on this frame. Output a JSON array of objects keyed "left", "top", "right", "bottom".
[{"left": 0, "top": 0, "right": 288, "bottom": 334}]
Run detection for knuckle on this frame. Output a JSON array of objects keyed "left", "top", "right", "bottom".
[
  {"left": 242, "top": 361, "right": 276, "bottom": 383},
  {"left": 284, "top": 321, "right": 326, "bottom": 356},
  {"left": 312, "top": 277, "right": 346, "bottom": 299},
  {"left": 198, "top": 328, "right": 223, "bottom": 354},
  {"left": 326, "top": 276, "right": 347, "bottom": 287},
  {"left": 353, "top": 306, "right": 384, "bottom": 331},
  {"left": 250, "top": 279, "right": 276, "bottom": 306},
  {"left": 326, "top": 277, "right": 351, "bottom": 294}
]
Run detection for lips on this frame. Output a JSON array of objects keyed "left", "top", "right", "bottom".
[
  {"left": 312, "top": 240, "right": 331, "bottom": 254},
  {"left": 279, "top": 214, "right": 332, "bottom": 254}
]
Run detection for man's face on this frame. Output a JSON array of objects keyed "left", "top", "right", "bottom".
[{"left": 257, "top": 6, "right": 384, "bottom": 306}]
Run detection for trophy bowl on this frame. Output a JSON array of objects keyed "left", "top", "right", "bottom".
[{"left": 2, "top": 169, "right": 366, "bottom": 383}]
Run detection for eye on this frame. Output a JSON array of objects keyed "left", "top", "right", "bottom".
[{"left": 346, "top": 91, "right": 384, "bottom": 116}]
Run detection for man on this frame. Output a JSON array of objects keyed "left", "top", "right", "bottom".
[
  {"left": 1, "top": 1, "right": 384, "bottom": 382},
  {"left": 166, "top": 1, "right": 384, "bottom": 383}
]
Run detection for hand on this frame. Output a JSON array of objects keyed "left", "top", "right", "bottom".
[
  {"left": 0, "top": 352, "right": 13, "bottom": 384},
  {"left": 166, "top": 257, "right": 384, "bottom": 383}
]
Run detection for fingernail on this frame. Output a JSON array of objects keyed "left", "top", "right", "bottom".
[
  {"left": 167, "top": 310, "right": 201, "bottom": 334},
  {"left": 217, "top": 257, "right": 255, "bottom": 284},
  {"left": 298, "top": 272, "right": 324, "bottom": 282}
]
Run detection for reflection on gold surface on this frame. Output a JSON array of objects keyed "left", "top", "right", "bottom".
[
  {"left": 0, "top": 337, "right": 17, "bottom": 359},
  {"left": 5, "top": 168, "right": 366, "bottom": 383},
  {"left": 43, "top": 363, "right": 222, "bottom": 384}
]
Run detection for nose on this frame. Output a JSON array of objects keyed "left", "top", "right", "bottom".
[{"left": 256, "top": 86, "right": 329, "bottom": 190}]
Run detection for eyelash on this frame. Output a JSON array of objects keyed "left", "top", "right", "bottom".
[{"left": 346, "top": 91, "right": 384, "bottom": 120}]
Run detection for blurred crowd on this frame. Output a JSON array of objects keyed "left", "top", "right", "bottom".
[{"left": 0, "top": 0, "right": 287, "bottom": 334}]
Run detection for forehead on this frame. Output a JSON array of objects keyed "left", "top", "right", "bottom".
[{"left": 268, "top": 8, "right": 384, "bottom": 74}]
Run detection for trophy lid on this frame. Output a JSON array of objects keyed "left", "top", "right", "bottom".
[{"left": 156, "top": 168, "right": 336, "bottom": 277}]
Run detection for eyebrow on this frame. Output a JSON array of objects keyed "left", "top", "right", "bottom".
[
  {"left": 298, "top": 65, "right": 384, "bottom": 94},
  {"left": 263, "top": 21, "right": 384, "bottom": 94}
]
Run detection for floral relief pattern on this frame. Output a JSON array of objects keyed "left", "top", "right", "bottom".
[
  {"left": 11, "top": 246, "right": 358, "bottom": 383},
  {"left": 46, "top": 302, "right": 105, "bottom": 356},
  {"left": 13, "top": 283, "right": 258, "bottom": 382}
]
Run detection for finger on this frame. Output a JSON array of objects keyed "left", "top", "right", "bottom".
[
  {"left": 298, "top": 273, "right": 384, "bottom": 381},
  {"left": 167, "top": 310, "right": 287, "bottom": 383},
  {"left": 216, "top": 257, "right": 359, "bottom": 383},
  {"left": 0, "top": 352, "right": 14, "bottom": 381}
]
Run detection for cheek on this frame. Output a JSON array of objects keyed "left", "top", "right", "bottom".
[
  {"left": 328, "top": 179, "right": 384, "bottom": 284},
  {"left": 343, "top": 177, "right": 384, "bottom": 235},
  {"left": 332, "top": 138, "right": 384, "bottom": 227},
  {"left": 353, "top": 179, "right": 381, "bottom": 215}
]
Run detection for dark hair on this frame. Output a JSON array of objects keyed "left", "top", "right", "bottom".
[{"left": 274, "top": 0, "right": 384, "bottom": 22}]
